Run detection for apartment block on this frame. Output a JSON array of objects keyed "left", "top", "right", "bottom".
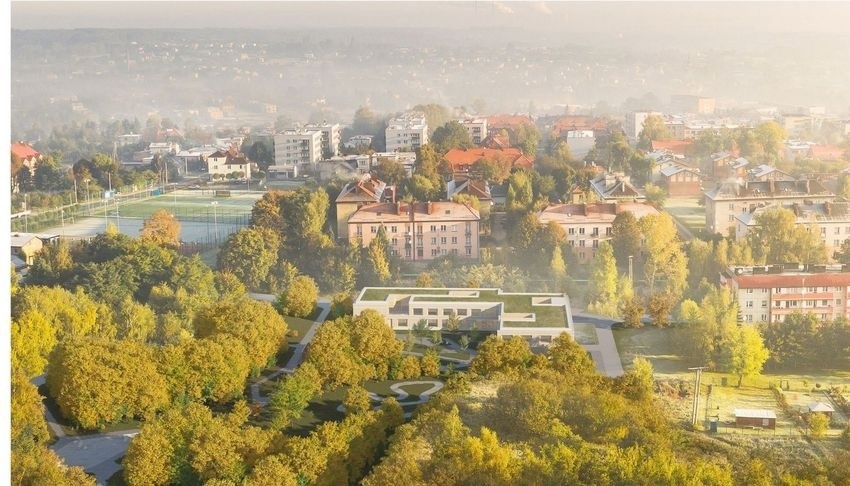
[
  {"left": 537, "top": 202, "right": 660, "bottom": 263},
  {"left": 704, "top": 179, "right": 835, "bottom": 235},
  {"left": 274, "top": 129, "right": 323, "bottom": 167},
  {"left": 724, "top": 264, "right": 850, "bottom": 323},
  {"left": 304, "top": 122, "right": 341, "bottom": 158},
  {"left": 353, "top": 287, "right": 573, "bottom": 348},
  {"left": 347, "top": 201, "right": 480, "bottom": 261},
  {"left": 385, "top": 112, "right": 428, "bottom": 152},
  {"left": 458, "top": 118, "right": 488, "bottom": 144}
]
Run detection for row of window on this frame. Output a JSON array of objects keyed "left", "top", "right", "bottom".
[
  {"left": 360, "top": 223, "right": 474, "bottom": 235},
  {"left": 389, "top": 247, "right": 473, "bottom": 258},
  {"left": 567, "top": 227, "right": 613, "bottom": 236},
  {"left": 411, "top": 307, "right": 479, "bottom": 317},
  {"left": 745, "top": 298, "right": 843, "bottom": 308},
  {"left": 742, "top": 312, "right": 839, "bottom": 322}
]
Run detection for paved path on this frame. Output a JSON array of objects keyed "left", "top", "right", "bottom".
[
  {"left": 572, "top": 312, "right": 625, "bottom": 377},
  {"left": 31, "top": 375, "right": 66, "bottom": 439},
  {"left": 52, "top": 430, "right": 139, "bottom": 485},
  {"left": 336, "top": 380, "right": 445, "bottom": 418},
  {"left": 250, "top": 300, "right": 331, "bottom": 406}
]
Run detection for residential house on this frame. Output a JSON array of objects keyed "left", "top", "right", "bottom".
[
  {"left": 206, "top": 149, "right": 252, "bottom": 180},
  {"left": 589, "top": 173, "right": 645, "bottom": 202},
  {"left": 11, "top": 232, "right": 59, "bottom": 266},
  {"left": 481, "top": 133, "right": 512, "bottom": 150},
  {"left": 747, "top": 165, "right": 794, "bottom": 182},
  {"left": 670, "top": 95, "right": 716, "bottom": 115},
  {"left": 267, "top": 164, "right": 299, "bottom": 180},
  {"left": 485, "top": 114, "right": 535, "bottom": 137},
  {"left": 810, "top": 145, "right": 845, "bottom": 161},
  {"left": 650, "top": 139, "right": 694, "bottom": 158},
  {"left": 723, "top": 264, "right": 850, "bottom": 323},
  {"left": 385, "top": 112, "right": 428, "bottom": 152},
  {"left": 655, "top": 160, "right": 704, "bottom": 197},
  {"left": 537, "top": 202, "right": 660, "bottom": 263},
  {"left": 734, "top": 201, "right": 850, "bottom": 258},
  {"left": 347, "top": 201, "right": 480, "bottom": 261},
  {"left": 785, "top": 140, "right": 814, "bottom": 161},
  {"left": 335, "top": 175, "right": 392, "bottom": 237},
  {"left": 443, "top": 147, "right": 533, "bottom": 175},
  {"left": 705, "top": 178, "right": 835, "bottom": 235},
  {"left": 149, "top": 142, "right": 180, "bottom": 155},
  {"left": 353, "top": 287, "right": 573, "bottom": 348},
  {"left": 446, "top": 177, "right": 492, "bottom": 204},
  {"left": 117, "top": 133, "right": 142, "bottom": 146},
  {"left": 561, "top": 130, "right": 596, "bottom": 158},
  {"left": 343, "top": 135, "right": 374, "bottom": 150},
  {"left": 11, "top": 142, "right": 41, "bottom": 171}
]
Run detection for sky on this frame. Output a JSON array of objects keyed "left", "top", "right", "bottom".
[{"left": 10, "top": 1, "right": 850, "bottom": 35}]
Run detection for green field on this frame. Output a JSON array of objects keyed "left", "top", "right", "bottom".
[
  {"left": 665, "top": 197, "right": 706, "bottom": 235},
  {"left": 99, "top": 191, "right": 262, "bottom": 223},
  {"left": 284, "top": 316, "right": 317, "bottom": 345}
]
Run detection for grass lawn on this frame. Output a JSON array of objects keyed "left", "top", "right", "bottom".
[
  {"left": 666, "top": 197, "right": 706, "bottom": 234},
  {"left": 104, "top": 192, "right": 261, "bottom": 220},
  {"left": 198, "top": 247, "right": 219, "bottom": 268},
  {"left": 572, "top": 322, "right": 599, "bottom": 345},
  {"left": 284, "top": 316, "right": 316, "bottom": 344},
  {"left": 613, "top": 325, "right": 700, "bottom": 375}
]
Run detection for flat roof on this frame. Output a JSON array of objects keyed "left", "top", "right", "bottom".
[{"left": 734, "top": 408, "right": 776, "bottom": 419}]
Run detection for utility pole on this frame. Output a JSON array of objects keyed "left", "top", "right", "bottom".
[
  {"left": 689, "top": 366, "right": 708, "bottom": 426},
  {"left": 628, "top": 255, "right": 634, "bottom": 282}
]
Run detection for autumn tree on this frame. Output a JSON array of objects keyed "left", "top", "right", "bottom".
[
  {"left": 431, "top": 120, "right": 473, "bottom": 153},
  {"left": 362, "top": 226, "right": 393, "bottom": 286},
  {"left": 746, "top": 207, "right": 827, "bottom": 264},
  {"left": 610, "top": 211, "right": 642, "bottom": 269},
  {"left": 218, "top": 226, "right": 281, "bottom": 290},
  {"left": 420, "top": 349, "right": 441, "bottom": 377},
  {"left": 728, "top": 325, "right": 770, "bottom": 386},
  {"left": 471, "top": 156, "right": 512, "bottom": 184},
  {"left": 373, "top": 157, "right": 408, "bottom": 186},
  {"left": 269, "top": 362, "right": 323, "bottom": 428},
  {"left": 470, "top": 335, "right": 534, "bottom": 377},
  {"left": 275, "top": 275, "right": 318, "bottom": 318},
  {"left": 640, "top": 212, "right": 688, "bottom": 299},
  {"left": 586, "top": 241, "right": 621, "bottom": 317},
  {"left": 11, "top": 310, "right": 57, "bottom": 377},
  {"left": 140, "top": 208, "right": 181, "bottom": 248},
  {"left": 158, "top": 334, "right": 252, "bottom": 404}
]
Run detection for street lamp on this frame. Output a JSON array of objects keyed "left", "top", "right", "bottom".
[
  {"left": 628, "top": 255, "right": 634, "bottom": 282},
  {"left": 211, "top": 201, "right": 219, "bottom": 243}
]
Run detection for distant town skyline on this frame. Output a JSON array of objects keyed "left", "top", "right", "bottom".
[{"left": 11, "top": 1, "right": 850, "bottom": 36}]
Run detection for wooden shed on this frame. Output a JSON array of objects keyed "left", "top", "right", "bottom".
[
  {"left": 734, "top": 408, "right": 776, "bottom": 429},
  {"left": 807, "top": 402, "right": 835, "bottom": 419}
]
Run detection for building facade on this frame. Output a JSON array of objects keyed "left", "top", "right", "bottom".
[
  {"left": 734, "top": 202, "right": 850, "bottom": 258},
  {"left": 385, "top": 112, "right": 428, "bottom": 152},
  {"left": 458, "top": 118, "right": 488, "bottom": 144},
  {"left": 206, "top": 149, "right": 252, "bottom": 180},
  {"left": 335, "top": 175, "right": 392, "bottom": 238},
  {"left": 537, "top": 202, "right": 660, "bottom": 263},
  {"left": 704, "top": 179, "right": 835, "bottom": 235},
  {"left": 353, "top": 287, "right": 573, "bottom": 348},
  {"left": 724, "top": 264, "right": 850, "bottom": 323},
  {"left": 274, "top": 129, "right": 323, "bottom": 167},
  {"left": 347, "top": 201, "right": 480, "bottom": 261},
  {"left": 304, "top": 122, "right": 341, "bottom": 158}
]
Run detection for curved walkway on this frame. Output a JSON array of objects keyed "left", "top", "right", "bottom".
[
  {"left": 572, "top": 311, "right": 625, "bottom": 377},
  {"left": 336, "top": 379, "right": 445, "bottom": 416}
]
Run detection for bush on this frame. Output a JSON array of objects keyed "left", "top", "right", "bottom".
[{"left": 809, "top": 413, "right": 829, "bottom": 439}]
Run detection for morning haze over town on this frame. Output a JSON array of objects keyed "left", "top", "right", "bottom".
[{"left": 8, "top": 1, "right": 850, "bottom": 484}]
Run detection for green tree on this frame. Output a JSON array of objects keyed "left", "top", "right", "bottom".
[
  {"left": 159, "top": 334, "right": 252, "bottom": 404},
  {"left": 140, "top": 208, "right": 181, "bottom": 248},
  {"left": 511, "top": 123, "right": 541, "bottom": 156},
  {"left": 114, "top": 296, "right": 156, "bottom": 342},
  {"left": 364, "top": 226, "right": 392, "bottom": 286},
  {"left": 470, "top": 156, "right": 512, "bottom": 184},
  {"left": 269, "top": 363, "right": 323, "bottom": 428},
  {"left": 809, "top": 412, "right": 829, "bottom": 439},
  {"left": 754, "top": 121, "right": 787, "bottom": 164},
  {"left": 431, "top": 121, "right": 473, "bottom": 153},
  {"left": 470, "top": 335, "right": 533, "bottom": 377},
  {"left": 727, "top": 326, "right": 770, "bottom": 386},
  {"left": 638, "top": 115, "right": 672, "bottom": 144},
  {"left": 640, "top": 213, "right": 688, "bottom": 298},
  {"left": 586, "top": 242, "right": 620, "bottom": 317},
  {"left": 27, "top": 239, "right": 75, "bottom": 286},
  {"left": 549, "top": 246, "right": 567, "bottom": 287},
  {"left": 746, "top": 207, "right": 827, "bottom": 264},
  {"left": 275, "top": 275, "right": 318, "bottom": 318},
  {"left": 218, "top": 227, "right": 281, "bottom": 290},
  {"left": 620, "top": 296, "right": 644, "bottom": 328},
  {"left": 505, "top": 170, "right": 534, "bottom": 211},
  {"left": 611, "top": 211, "right": 642, "bottom": 269},
  {"left": 373, "top": 157, "right": 408, "bottom": 186},
  {"left": 643, "top": 183, "right": 667, "bottom": 208},
  {"left": 420, "top": 349, "right": 441, "bottom": 377}
]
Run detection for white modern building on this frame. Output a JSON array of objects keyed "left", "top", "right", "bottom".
[
  {"left": 344, "top": 135, "right": 374, "bottom": 150},
  {"left": 624, "top": 111, "right": 663, "bottom": 140},
  {"left": 305, "top": 122, "right": 341, "bottom": 158},
  {"left": 274, "top": 129, "right": 324, "bottom": 168},
  {"left": 353, "top": 287, "right": 574, "bottom": 348},
  {"left": 386, "top": 112, "right": 428, "bottom": 152}
]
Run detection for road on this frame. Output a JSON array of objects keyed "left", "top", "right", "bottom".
[{"left": 572, "top": 312, "right": 625, "bottom": 377}]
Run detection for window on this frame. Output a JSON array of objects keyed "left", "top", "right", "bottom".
[
  {"left": 606, "top": 227, "right": 613, "bottom": 236},
  {"left": 405, "top": 248, "right": 411, "bottom": 258},
  {"left": 762, "top": 301, "right": 768, "bottom": 307},
  {"left": 356, "top": 225, "right": 363, "bottom": 236},
  {"left": 428, "top": 308, "right": 438, "bottom": 316},
  {"left": 836, "top": 227, "right": 841, "bottom": 234},
  {"left": 371, "top": 226, "right": 377, "bottom": 234},
  {"left": 775, "top": 288, "right": 783, "bottom": 293},
  {"left": 441, "top": 237, "right": 447, "bottom": 244},
  {"left": 443, "top": 309, "right": 453, "bottom": 316},
  {"left": 451, "top": 249, "right": 458, "bottom": 255},
  {"left": 398, "top": 319, "right": 408, "bottom": 327},
  {"left": 747, "top": 289, "right": 754, "bottom": 294},
  {"left": 428, "top": 319, "right": 438, "bottom": 327},
  {"left": 761, "top": 314, "right": 768, "bottom": 321},
  {"left": 417, "top": 248, "right": 424, "bottom": 258},
  {"left": 579, "top": 240, "right": 586, "bottom": 247},
  {"left": 465, "top": 247, "right": 472, "bottom": 255},
  {"left": 391, "top": 238, "right": 398, "bottom": 246},
  {"left": 431, "top": 249, "right": 438, "bottom": 256},
  {"left": 391, "top": 225, "right": 397, "bottom": 233},
  {"left": 746, "top": 301, "right": 753, "bottom": 308},
  {"left": 836, "top": 299, "right": 842, "bottom": 305},
  {"left": 430, "top": 225, "right": 437, "bottom": 232},
  {"left": 452, "top": 224, "right": 457, "bottom": 232},
  {"left": 745, "top": 315, "right": 753, "bottom": 322},
  {"left": 822, "top": 300, "right": 829, "bottom": 306},
  {"left": 568, "top": 240, "right": 575, "bottom": 246},
  {"left": 591, "top": 228, "right": 599, "bottom": 236},
  {"left": 431, "top": 237, "right": 437, "bottom": 245},
  {"left": 821, "top": 227, "right": 827, "bottom": 235},
  {"left": 452, "top": 237, "right": 458, "bottom": 244},
  {"left": 592, "top": 240, "right": 599, "bottom": 248},
  {"left": 568, "top": 228, "right": 575, "bottom": 235},
  {"left": 413, "top": 308, "right": 423, "bottom": 316},
  {"left": 729, "top": 203, "right": 735, "bottom": 210},
  {"left": 440, "top": 225, "right": 447, "bottom": 232},
  {"left": 579, "top": 227, "right": 585, "bottom": 235},
  {"left": 458, "top": 309, "right": 468, "bottom": 316}
]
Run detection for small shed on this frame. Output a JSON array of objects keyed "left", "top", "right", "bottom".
[
  {"left": 734, "top": 408, "right": 776, "bottom": 429},
  {"left": 807, "top": 402, "right": 835, "bottom": 419}
]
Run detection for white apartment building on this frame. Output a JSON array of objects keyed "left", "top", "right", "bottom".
[
  {"left": 458, "top": 118, "right": 488, "bottom": 144},
  {"left": 305, "top": 122, "right": 341, "bottom": 158},
  {"left": 344, "top": 135, "right": 374, "bottom": 150},
  {"left": 274, "top": 129, "right": 323, "bottom": 167},
  {"left": 563, "top": 130, "right": 596, "bottom": 158},
  {"left": 386, "top": 112, "right": 428, "bottom": 152},
  {"left": 724, "top": 264, "right": 850, "bottom": 323}
]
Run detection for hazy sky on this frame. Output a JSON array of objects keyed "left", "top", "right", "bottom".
[{"left": 11, "top": 1, "right": 850, "bottom": 35}]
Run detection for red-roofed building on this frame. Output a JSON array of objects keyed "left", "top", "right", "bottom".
[
  {"left": 651, "top": 139, "right": 694, "bottom": 157},
  {"left": 481, "top": 133, "right": 512, "bottom": 150},
  {"left": 207, "top": 148, "right": 252, "bottom": 180},
  {"left": 724, "top": 264, "right": 850, "bottom": 323},
  {"left": 443, "top": 147, "right": 533, "bottom": 175},
  {"left": 551, "top": 116, "right": 608, "bottom": 137},
  {"left": 11, "top": 142, "right": 41, "bottom": 170},
  {"left": 486, "top": 115, "right": 534, "bottom": 136}
]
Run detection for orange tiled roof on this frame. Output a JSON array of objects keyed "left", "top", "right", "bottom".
[
  {"left": 651, "top": 139, "right": 694, "bottom": 156},
  {"left": 735, "top": 273, "right": 850, "bottom": 289},
  {"left": 11, "top": 142, "right": 40, "bottom": 161},
  {"left": 486, "top": 115, "right": 534, "bottom": 130},
  {"left": 443, "top": 147, "right": 531, "bottom": 172},
  {"left": 481, "top": 133, "right": 511, "bottom": 149},
  {"left": 552, "top": 116, "right": 607, "bottom": 136}
]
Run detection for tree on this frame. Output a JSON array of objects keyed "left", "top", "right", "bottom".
[
  {"left": 646, "top": 293, "right": 674, "bottom": 327},
  {"left": 620, "top": 296, "right": 644, "bottom": 329},
  {"left": 140, "top": 210, "right": 181, "bottom": 248},
  {"left": 638, "top": 115, "right": 672, "bottom": 143},
  {"left": 12, "top": 310, "right": 57, "bottom": 377},
  {"left": 250, "top": 191, "right": 287, "bottom": 233},
  {"left": 431, "top": 121, "right": 473, "bottom": 153},
  {"left": 746, "top": 207, "right": 827, "bottom": 264},
  {"left": 114, "top": 296, "right": 156, "bottom": 342},
  {"left": 373, "top": 157, "right": 408, "bottom": 186},
  {"left": 159, "top": 334, "right": 252, "bottom": 404},
  {"left": 47, "top": 338, "right": 170, "bottom": 429},
  {"left": 610, "top": 211, "right": 642, "bottom": 269},
  {"left": 643, "top": 183, "right": 667, "bottom": 208},
  {"left": 470, "top": 157, "right": 512, "bottom": 184},
  {"left": 412, "top": 104, "right": 452, "bottom": 134},
  {"left": 193, "top": 297, "right": 288, "bottom": 374},
  {"left": 586, "top": 242, "right": 620, "bottom": 317},
  {"left": 809, "top": 412, "right": 829, "bottom": 439},
  {"left": 549, "top": 246, "right": 567, "bottom": 287},
  {"left": 405, "top": 174, "right": 440, "bottom": 202},
  {"left": 640, "top": 213, "right": 688, "bottom": 299},
  {"left": 363, "top": 226, "right": 392, "bottom": 286},
  {"left": 754, "top": 121, "right": 787, "bottom": 164},
  {"left": 218, "top": 227, "right": 280, "bottom": 290},
  {"left": 728, "top": 326, "right": 769, "bottom": 387},
  {"left": 511, "top": 123, "right": 541, "bottom": 156},
  {"left": 548, "top": 333, "right": 595, "bottom": 379},
  {"left": 470, "top": 335, "right": 533, "bottom": 377},
  {"left": 505, "top": 170, "right": 533, "bottom": 211},
  {"left": 275, "top": 275, "right": 318, "bottom": 318},
  {"left": 420, "top": 349, "right": 441, "bottom": 377},
  {"left": 269, "top": 363, "right": 323, "bottom": 428}
]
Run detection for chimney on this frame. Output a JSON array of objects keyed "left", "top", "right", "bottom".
[
  {"left": 427, "top": 201, "right": 434, "bottom": 215},
  {"left": 396, "top": 201, "right": 402, "bottom": 215}
]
